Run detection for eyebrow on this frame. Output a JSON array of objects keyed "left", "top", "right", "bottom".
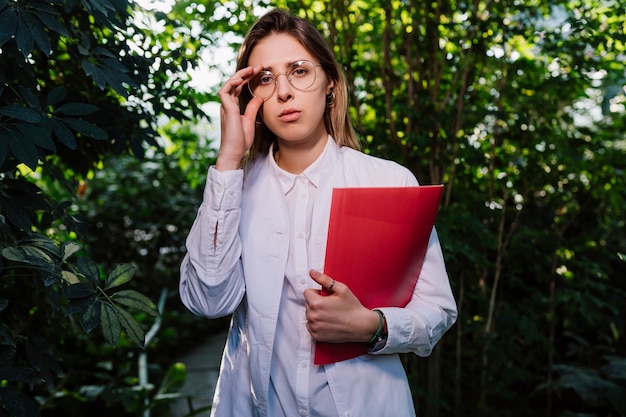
[{"left": 261, "top": 60, "right": 308, "bottom": 72}]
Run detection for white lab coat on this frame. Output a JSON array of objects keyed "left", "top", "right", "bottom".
[{"left": 180, "top": 138, "right": 458, "bottom": 417}]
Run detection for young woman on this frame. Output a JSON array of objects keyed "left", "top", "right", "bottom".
[{"left": 179, "top": 8, "right": 457, "bottom": 417}]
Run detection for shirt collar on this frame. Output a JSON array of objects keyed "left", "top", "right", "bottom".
[{"left": 270, "top": 135, "right": 333, "bottom": 195}]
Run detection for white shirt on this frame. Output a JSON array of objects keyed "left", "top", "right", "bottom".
[
  {"left": 268, "top": 141, "right": 338, "bottom": 417},
  {"left": 179, "top": 136, "right": 458, "bottom": 417}
]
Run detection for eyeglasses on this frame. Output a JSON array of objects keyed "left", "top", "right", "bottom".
[{"left": 248, "top": 60, "right": 322, "bottom": 100}]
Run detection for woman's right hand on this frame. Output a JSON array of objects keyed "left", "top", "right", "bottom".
[{"left": 215, "top": 66, "right": 265, "bottom": 171}]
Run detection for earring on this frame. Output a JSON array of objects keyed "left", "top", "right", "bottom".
[{"left": 326, "top": 91, "right": 335, "bottom": 106}]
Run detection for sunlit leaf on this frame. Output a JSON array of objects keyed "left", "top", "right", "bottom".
[
  {"left": 104, "top": 264, "right": 135, "bottom": 290},
  {"left": 61, "top": 242, "right": 81, "bottom": 262},
  {"left": 61, "top": 270, "right": 80, "bottom": 285}
]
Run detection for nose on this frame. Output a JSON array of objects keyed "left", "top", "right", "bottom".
[{"left": 274, "top": 73, "right": 293, "bottom": 102}]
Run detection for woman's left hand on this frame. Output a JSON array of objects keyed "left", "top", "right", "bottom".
[{"left": 304, "top": 270, "right": 381, "bottom": 343}]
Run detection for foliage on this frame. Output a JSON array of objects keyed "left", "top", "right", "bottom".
[
  {"left": 1, "top": 0, "right": 625, "bottom": 416},
  {"left": 0, "top": 0, "right": 209, "bottom": 414},
  {"left": 183, "top": 1, "right": 626, "bottom": 416}
]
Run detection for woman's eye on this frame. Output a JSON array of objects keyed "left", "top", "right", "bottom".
[
  {"left": 258, "top": 74, "right": 274, "bottom": 85},
  {"left": 290, "top": 66, "right": 308, "bottom": 77}
]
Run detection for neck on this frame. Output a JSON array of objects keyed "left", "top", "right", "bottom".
[{"left": 275, "top": 136, "right": 327, "bottom": 174}]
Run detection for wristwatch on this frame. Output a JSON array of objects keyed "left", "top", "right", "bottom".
[{"left": 366, "top": 309, "right": 388, "bottom": 352}]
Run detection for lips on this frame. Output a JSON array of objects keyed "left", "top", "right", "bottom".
[{"left": 278, "top": 108, "right": 301, "bottom": 122}]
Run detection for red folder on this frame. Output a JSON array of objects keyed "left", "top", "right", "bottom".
[{"left": 314, "top": 185, "right": 444, "bottom": 365}]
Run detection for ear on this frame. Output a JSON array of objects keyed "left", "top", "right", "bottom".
[{"left": 326, "top": 79, "right": 335, "bottom": 95}]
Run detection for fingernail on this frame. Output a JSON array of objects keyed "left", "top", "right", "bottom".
[{"left": 310, "top": 269, "right": 320, "bottom": 278}]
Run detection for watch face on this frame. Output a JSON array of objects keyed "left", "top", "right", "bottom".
[{"left": 368, "top": 335, "right": 388, "bottom": 352}]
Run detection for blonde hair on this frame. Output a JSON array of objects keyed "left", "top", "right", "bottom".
[{"left": 236, "top": 8, "right": 359, "bottom": 161}]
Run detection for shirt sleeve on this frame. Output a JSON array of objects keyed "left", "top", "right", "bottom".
[
  {"left": 179, "top": 166, "right": 247, "bottom": 318},
  {"left": 371, "top": 228, "right": 458, "bottom": 357}
]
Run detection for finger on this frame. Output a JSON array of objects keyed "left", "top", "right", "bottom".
[
  {"left": 243, "top": 96, "right": 264, "bottom": 121},
  {"left": 309, "top": 269, "right": 336, "bottom": 292}
]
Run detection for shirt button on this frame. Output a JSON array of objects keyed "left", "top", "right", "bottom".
[
  {"left": 300, "top": 412, "right": 307, "bottom": 417},
  {"left": 299, "top": 278, "right": 306, "bottom": 285},
  {"left": 297, "top": 232, "right": 304, "bottom": 239},
  {"left": 214, "top": 186, "right": 223, "bottom": 193},
  {"left": 301, "top": 361, "right": 307, "bottom": 368}
]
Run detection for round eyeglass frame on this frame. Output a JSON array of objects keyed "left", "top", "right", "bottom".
[{"left": 247, "top": 60, "right": 322, "bottom": 100}]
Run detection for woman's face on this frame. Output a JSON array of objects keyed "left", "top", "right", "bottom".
[{"left": 247, "top": 33, "right": 333, "bottom": 149}]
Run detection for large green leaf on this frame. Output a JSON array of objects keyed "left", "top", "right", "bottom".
[
  {"left": 80, "top": 302, "right": 101, "bottom": 333},
  {"left": 111, "top": 289, "right": 158, "bottom": 316},
  {"left": 63, "top": 282, "right": 96, "bottom": 299},
  {"left": 61, "top": 117, "right": 108, "bottom": 140},
  {"left": 103, "top": 263, "right": 135, "bottom": 290},
  {"left": 113, "top": 304, "right": 145, "bottom": 347},
  {"left": 0, "top": 6, "right": 17, "bottom": 46},
  {"left": 55, "top": 103, "right": 100, "bottom": 116},
  {"left": 75, "top": 256, "right": 100, "bottom": 285},
  {"left": 100, "top": 302, "right": 121, "bottom": 345},
  {"left": 15, "top": 14, "right": 34, "bottom": 57},
  {"left": 0, "top": 105, "right": 42, "bottom": 123}
]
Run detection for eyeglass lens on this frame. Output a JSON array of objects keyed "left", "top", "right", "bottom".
[{"left": 248, "top": 61, "right": 318, "bottom": 99}]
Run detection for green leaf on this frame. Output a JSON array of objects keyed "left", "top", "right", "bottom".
[
  {"left": 55, "top": 103, "right": 100, "bottom": 116},
  {"left": 81, "top": 59, "right": 107, "bottom": 89},
  {"left": 50, "top": 118, "right": 77, "bottom": 149},
  {"left": 16, "top": 122, "right": 56, "bottom": 152},
  {"left": 100, "top": 302, "right": 121, "bottom": 345},
  {"left": 61, "top": 117, "right": 108, "bottom": 140},
  {"left": 155, "top": 362, "right": 187, "bottom": 396},
  {"left": 1, "top": 247, "right": 26, "bottom": 262},
  {"left": 0, "top": 104, "right": 42, "bottom": 122},
  {"left": 61, "top": 270, "right": 79, "bottom": 284},
  {"left": 18, "top": 86, "right": 40, "bottom": 108},
  {"left": 0, "top": 6, "right": 17, "bottom": 46},
  {"left": 114, "top": 304, "right": 145, "bottom": 347},
  {"left": 65, "top": 295, "right": 96, "bottom": 316},
  {"left": 81, "top": 302, "right": 101, "bottom": 333},
  {"left": 0, "top": 136, "right": 7, "bottom": 167},
  {"left": 0, "top": 196, "right": 32, "bottom": 230},
  {"left": 30, "top": 13, "right": 51, "bottom": 56},
  {"left": 0, "top": 387, "right": 42, "bottom": 417},
  {"left": 8, "top": 134, "right": 39, "bottom": 169},
  {"left": 46, "top": 86, "right": 66, "bottom": 107},
  {"left": 63, "top": 282, "right": 96, "bottom": 299},
  {"left": 61, "top": 241, "right": 81, "bottom": 262},
  {"left": 32, "top": 9, "right": 68, "bottom": 37},
  {"left": 111, "top": 290, "right": 158, "bottom": 316},
  {"left": 0, "top": 322, "right": 15, "bottom": 346},
  {"left": 21, "top": 245, "right": 53, "bottom": 265},
  {"left": 15, "top": 14, "right": 34, "bottom": 57},
  {"left": 104, "top": 263, "right": 135, "bottom": 290},
  {"left": 75, "top": 256, "right": 100, "bottom": 285},
  {"left": 0, "top": 366, "right": 44, "bottom": 384}
]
